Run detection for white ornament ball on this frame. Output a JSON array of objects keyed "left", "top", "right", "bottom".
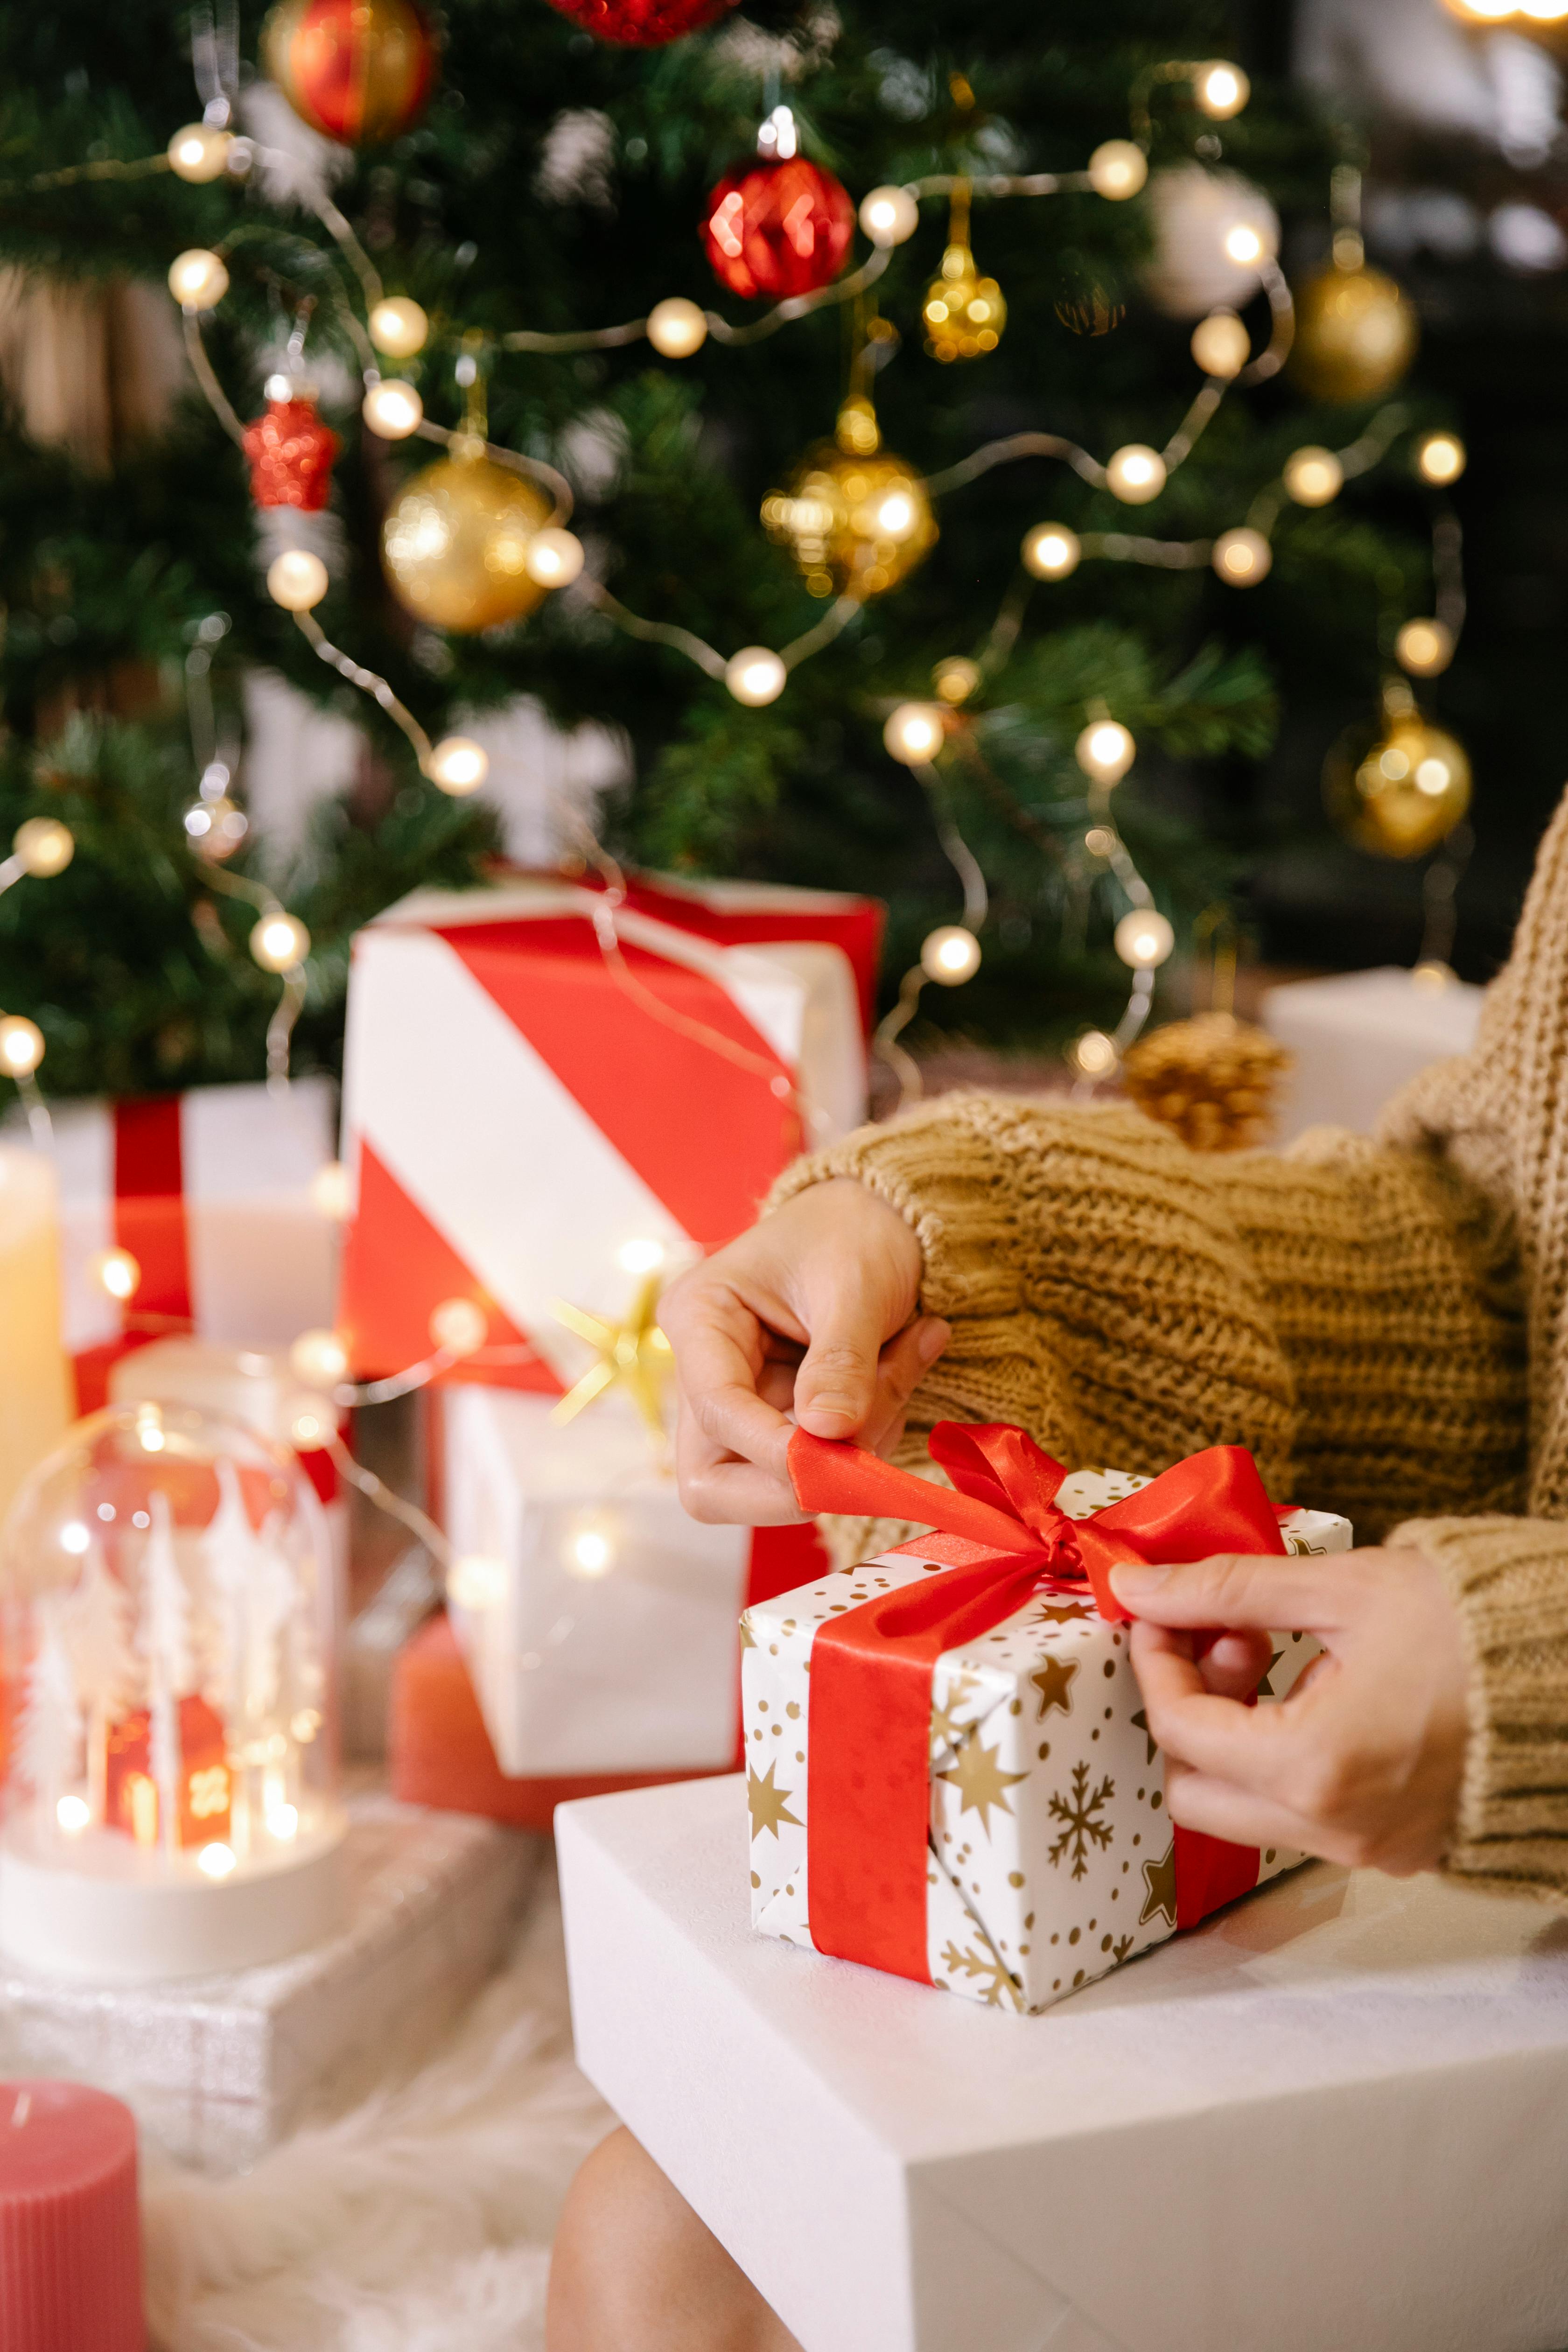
[{"left": 1144, "top": 166, "right": 1280, "bottom": 321}]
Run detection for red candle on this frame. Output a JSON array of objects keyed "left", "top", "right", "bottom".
[{"left": 0, "top": 2081, "right": 143, "bottom": 2352}]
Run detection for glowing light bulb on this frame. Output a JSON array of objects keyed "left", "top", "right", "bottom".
[
  {"left": 1411, "top": 959, "right": 1455, "bottom": 990},
  {"left": 1114, "top": 909, "right": 1176, "bottom": 969},
  {"left": 0, "top": 1015, "right": 44, "bottom": 1075},
  {"left": 859, "top": 184, "right": 920, "bottom": 245},
  {"left": 725, "top": 648, "right": 787, "bottom": 707},
  {"left": 883, "top": 703, "right": 946, "bottom": 764},
  {"left": 570, "top": 1529, "right": 614, "bottom": 1578},
  {"left": 448, "top": 1554, "right": 507, "bottom": 1610},
  {"left": 1222, "top": 223, "right": 1265, "bottom": 266},
  {"left": 287, "top": 1401, "right": 333, "bottom": 1450},
  {"left": 427, "top": 736, "right": 489, "bottom": 795},
  {"left": 1416, "top": 431, "right": 1466, "bottom": 485},
  {"left": 59, "top": 1522, "right": 90, "bottom": 1556},
  {"left": 1071, "top": 1029, "right": 1119, "bottom": 1077},
  {"left": 1283, "top": 446, "right": 1344, "bottom": 507},
  {"left": 362, "top": 378, "right": 423, "bottom": 439},
  {"left": 1395, "top": 617, "right": 1455, "bottom": 678},
  {"left": 1190, "top": 309, "right": 1252, "bottom": 379},
  {"left": 89, "top": 1247, "right": 140, "bottom": 1302},
  {"left": 250, "top": 911, "right": 310, "bottom": 972},
  {"left": 1415, "top": 756, "right": 1453, "bottom": 797},
  {"left": 1211, "top": 527, "right": 1273, "bottom": 586},
  {"left": 311, "top": 1161, "right": 352, "bottom": 1220},
  {"left": 616, "top": 1238, "right": 666, "bottom": 1274},
  {"left": 167, "top": 248, "right": 229, "bottom": 309},
  {"left": 1086, "top": 140, "right": 1148, "bottom": 201},
  {"left": 430, "top": 1296, "right": 487, "bottom": 1356},
  {"left": 266, "top": 1802, "right": 300, "bottom": 1841},
  {"left": 368, "top": 296, "right": 428, "bottom": 357},
  {"left": 197, "top": 1842, "right": 238, "bottom": 1880},
  {"left": 1195, "top": 60, "right": 1250, "bottom": 119},
  {"left": 1075, "top": 720, "right": 1136, "bottom": 784},
  {"left": 265, "top": 550, "right": 328, "bottom": 611},
  {"left": 933, "top": 656, "right": 981, "bottom": 705},
  {"left": 1106, "top": 444, "right": 1167, "bottom": 504},
  {"left": 524, "top": 526, "right": 585, "bottom": 588},
  {"left": 168, "top": 124, "right": 233, "bottom": 182},
  {"left": 1022, "top": 523, "right": 1081, "bottom": 580},
  {"left": 920, "top": 925, "right": 982, "bottom": 984},
  {"left": 1084, "top": 826, "right": 1116, "bottom": 857},
  {"left": 56, "top": 1794, "right": 91, "bottom": 1834},
  {"left": 12, "top": 817, "right": 74, "bottom": 877},
  {"left": 290, "top": 1328, "right": 349, "bottom": 1388},
  {"left": 646, "top": 296, "right": 709, "bottom": 356}
]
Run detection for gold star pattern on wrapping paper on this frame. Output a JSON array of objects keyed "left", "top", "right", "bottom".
[
  {"left": 938, "top": 1731, "right": 1028, "bottom": 1837},
  {"left": 550, "top": 1273, "right": 674, "bottom": 1441},
  {"left": 1255, "top": 1647, "right": 1285, "bottom": 1698},
  {"left": 1131, "top": 1707, "right": 1158, "bottom": 1765},
  {"left": 748, "top": 1762, "right": 803, "bottom": 1842},
  {"left": 1030, "top": 1655, "right": 1079, "bottom": 1721},
  {"left": 929, "top": 1671, "right": 983, "bottom": 1751},
  {"left": 1140, "top": 1839, "right": 1178, "bottom": 1927},
  {"left": 1030, "top": 1597, "right": 1093, "bottom": 1627}
]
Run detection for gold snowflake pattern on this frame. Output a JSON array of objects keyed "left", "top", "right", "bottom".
[
  {"left": 939, "top": 1937, "right": 1024, "bottom": 2010},
  {"left": 1047, "top": 1759, "right": 1115, "bottom": 1879}
]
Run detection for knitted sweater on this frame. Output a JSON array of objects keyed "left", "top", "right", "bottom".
[{"left": 770, "top": 794, "right": 1568, "bottom": 1904}]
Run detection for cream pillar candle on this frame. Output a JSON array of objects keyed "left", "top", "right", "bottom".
[{"left": 0, "top": 1147, "right": 71, "bottom": 1519}]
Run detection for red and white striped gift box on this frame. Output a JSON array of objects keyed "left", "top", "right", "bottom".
[{"left": 337, "top": 872, "right": 882, "bottom": 1389}]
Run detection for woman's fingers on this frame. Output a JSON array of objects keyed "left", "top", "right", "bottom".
[
  {"left": 1197, "top": 1627, "right": 1276, "bottom": 1702},
  {"left": 858, "top": 1318, "right": 951, "bottom": 1456},
  {"left": 1131, "top": 1618, "right": 1311, "bottom": 1799},
  {"left": 1162, "top": 1758, "right": 1326, "bottom": 1857},
  {"left": 1111, "top": 1552, "right": 1357, "bottom": 1635}
]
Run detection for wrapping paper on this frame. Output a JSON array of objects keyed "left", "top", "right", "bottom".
[
  {"left": 336, "top": 872, "right": 881, "bottom": 1386},
  {"left": 744, "top": 1463, "right": 1351, "bottom": 2012}
]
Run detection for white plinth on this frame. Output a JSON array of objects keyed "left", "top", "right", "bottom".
[
  {"left": 1260, "top": 966, "right": 1484, "bottom": 1143},
  {"left": 558, "top": 1774, "right": 1568, "bottom": 2352}
]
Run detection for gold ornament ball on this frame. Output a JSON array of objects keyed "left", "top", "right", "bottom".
[
  {"left": 1087, "top": 140, "right": 1148, "bottom": 201},
  {"left": 1190, "top": 308, "right": 1251, "bottom": 379},
  {"left": 382, "top": 447, "right": 553, "bottom": 634},
  {"left": 1211, "top": 526, "right": 1273, "bottom": 587},
  {"left": 761, "top": 447, "right": 936, "bottom": 600},
  {"left": 1290, "top": 264, "right": 1419, "bottom": 403},
  {"left": 1122, "top": 1012, "right": 1292, "bottom": 1154},
  {"left": 1395, "top": 617, "right": 1456, "bottom": 678},
  {"left": 369, "top": 296, "right": 428, "bottom": 358},
  {"left": 168, "top": 124, "right": 233, "bottom": 182},
  {"left": 13, "top": 817, "right": 74, "bottom": 877},
  {"left": 1325, "top": 697, "right": 1472, "bottom": 859},
  {"left": 1023, "top": 523, "right": 1081, "bottom": 580},
  {"left": 1283, "top": 445, "right": 1344, "bottom": 506},
  {"left": 363, "top": 379, "right": 424, "bottom": 438},
  {"left": 646, "top": 297, "right": 708, "bottom": 357},
  {"left": 923, "top": 244, "right": 1006, "bottom": 362}
]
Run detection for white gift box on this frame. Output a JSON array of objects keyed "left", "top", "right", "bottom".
[
  {"left": 441, "top": 1385, "right": 750, "bottom": 1776},
  {"left": 744, "top": 1470, "right": 1351, "bottom": 2012},
  {"left": 8, "top": 1077, "right": 340, "bottom": 1363},
  {"left": 0, "top": 1789, "right": 538, "bottom": 2174},
  {"left": 559, "top": 1773, "right": 1568, "bottom": 2352},
  {"left": 1260, "top": 966, "right": 1484, "bottom": 1142},
  {"left": 337, "top": 874, "right": 876, "bottom": 1386}
]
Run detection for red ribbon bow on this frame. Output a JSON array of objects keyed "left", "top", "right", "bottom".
[{"left": 786, "top": 1423, "right": 1288, "bottom": 1984}]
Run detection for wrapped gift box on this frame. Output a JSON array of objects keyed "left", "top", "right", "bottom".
[
  {"left": 559, "top": 1774, "right": 1568, "bottom": 2352},
  {"left": 745, "top": 1454, "right": 1351, "bottom": 2013},
  {"left": 336, "top": 872, "right": 881, "bottom": 1387},
  {"left": 439, "top": 1384, "right": 825, "bottom": 1778},
  {"left": 1260, "top": 966, "right": 1484, "bottom": 1142},
  {"left": 7, "top": 1079, "right": 340, "bottom": 1410},
  {"left": 0, "top": 1788, "right": 537, "bottom": 2174}
]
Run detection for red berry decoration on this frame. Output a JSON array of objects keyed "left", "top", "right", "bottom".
[
  {"left": 701, "top": 158, "right": 855, "bottom": 301},
  {"left": 541, "top": 0, "right": 739, "bottom": 41},
  {"left": 242, "top": 395, "right": 341, "bottom": 511},
  {"left": 261, "top": 0, "right": 437, "bottom": 145}
]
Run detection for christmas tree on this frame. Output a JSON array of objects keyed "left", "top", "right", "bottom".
[{"left": 0, "top": 0, "right": 1457, "bottom": 1095}]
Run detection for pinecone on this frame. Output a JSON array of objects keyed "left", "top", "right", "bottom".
[{"left": 1121, "top": 1012, "right": 1293, "bottom": 1152}]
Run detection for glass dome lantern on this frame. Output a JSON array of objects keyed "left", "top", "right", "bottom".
[{"left": 0, "top": 1400, "right": 346, "bottom": 1981}]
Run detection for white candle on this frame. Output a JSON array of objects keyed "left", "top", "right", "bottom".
[{"left": 0, "top": 1147, "right": 70, "bottom": 1519}]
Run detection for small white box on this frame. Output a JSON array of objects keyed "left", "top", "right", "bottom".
[
  {"left": 442, "top": 1386, "right": 750, "bottom": 1776},
  {"left": 559, "top": 1775, "right": 1568, "bottom": 2352},
  {"left": 1260, "top": 966, "right": 1484, "bottom": 1142}
]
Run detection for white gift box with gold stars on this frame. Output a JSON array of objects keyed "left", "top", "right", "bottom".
[{"left": 742, "top": 1468, "right": 1351, "bottom": 2013}]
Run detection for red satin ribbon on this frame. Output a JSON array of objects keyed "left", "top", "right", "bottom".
[{"left": 788, "top": 1423, "right": 1287, "bottom": 1984}]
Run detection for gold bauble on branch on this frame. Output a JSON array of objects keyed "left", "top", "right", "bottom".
[
  {"left": 1289, "top": 259, "right": 1419, "bottom": 403},
  {"left": 1122, "top": 1012, "right": 1293, "bottom": 1153},
  {"left": 381, "top": 440, "right": 553, "bottom": 632},
  {"left": 1323, "top": 681, "right": 1471, "bottom": 860},
  {"left": 922, "top": 244, "right": 1006, "bottom": 361},
  {"left": 761, "top": 403, "right": 936, "bottom": 599}
]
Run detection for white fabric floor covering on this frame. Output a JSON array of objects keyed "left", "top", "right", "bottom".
[{"left": 142, "top": 1861, "right": 615, "bottom": 2352}]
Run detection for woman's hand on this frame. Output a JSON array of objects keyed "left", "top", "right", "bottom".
[
  {"left": 658, "top": 1180, "right": 948, "bottom": 1526},
  {"left": 1111, "top": 1546, "right": 1469, "bottom": 1876}
]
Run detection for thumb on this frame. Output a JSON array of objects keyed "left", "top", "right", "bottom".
[
  {"left": 793, "top": 1299, "right": 889, "bottom": 1439},
  {"left": 1110, "top": 1552, "right": 1352, "bottom": 1633}
]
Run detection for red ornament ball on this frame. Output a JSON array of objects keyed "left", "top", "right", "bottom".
[
  {"left": 242, "top": 396, "right": 341, "bottom": 511},
  {"left": 701, "top": 158, "right": 855, "bottom": 301},
  {"left": 541, "top": 0, "right": 738, "bottom": 40},
  {"left": 261, "top": 0, "right": 437, "bottom": 145}
]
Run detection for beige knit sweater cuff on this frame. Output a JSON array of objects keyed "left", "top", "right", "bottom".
[{"left": 1390, "top": 1514, "right": 1568, "bottom": 1901}]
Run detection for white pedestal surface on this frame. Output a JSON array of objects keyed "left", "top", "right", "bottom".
[
  {"left": 1260, "top": 966, "right": 1485, "bottom": 1144},
  {"left": 558, "top": 1773, "right": 1568, "bottom": 2352}
]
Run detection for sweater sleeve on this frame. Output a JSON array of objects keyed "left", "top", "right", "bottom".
[{"left": 1388, "top": 1514, "right": 1568, "bottom": 1900}]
